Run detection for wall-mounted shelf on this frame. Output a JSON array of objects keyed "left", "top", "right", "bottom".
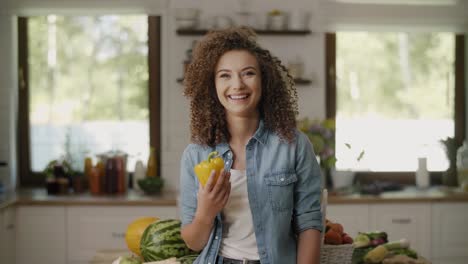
[
  {"left": 177, "top": 78, "right": 311, "bottom": 85},
  {"left": 176, "top": 29, "right": 311, "bottom": 36}
]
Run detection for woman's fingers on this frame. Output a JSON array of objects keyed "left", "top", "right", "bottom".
[
  {"left": 211, "top": 169, "right": 228, "bottom": 195},
  {"left": 203, "top": 170, "right": 217, "bottom": 192},
  {"left": 221, "top": 181, "right": 231, "bottom": 206},
  {"left": 216, "top": 174, "right": 231, "bottom": 202}
]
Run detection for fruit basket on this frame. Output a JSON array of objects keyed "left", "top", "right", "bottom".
[{"left": 320, "top": 244, "right": 354, "bottom": 264}]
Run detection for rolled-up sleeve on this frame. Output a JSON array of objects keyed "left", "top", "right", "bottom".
[
  {"left": 293, "top": 131, "right": 323, "bottom": 234},
  {"left": 179, "top": 145, "right": 199, "bottom": 227}
]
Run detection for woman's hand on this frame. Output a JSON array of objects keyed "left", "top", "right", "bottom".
[
  {"left": 181, "top": 169, "right": 231, "bottom": 251},
  {"left": 195, "top": 169, "right": 231, "bottom": 224}
]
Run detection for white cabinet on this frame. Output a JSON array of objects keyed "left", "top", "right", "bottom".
[
  {"left": 431, "top": 203, "right": 468, "bottom": 264},
  {"left": 66, "top": 205, "right": 177, "bottom": 263},
  {"left": 0, "top": 205, "right": 16, "bottom": 263},
  {"left": 16, "top": 206, "right": 67, "bottom": 264},
  {"left": 327, "top": 204, "right": 370, "bottom": 238},
  {"left": 369, "top": 203, "right": 431, "bottom": 260}
]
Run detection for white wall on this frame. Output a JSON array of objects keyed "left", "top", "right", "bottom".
[
  {"left": 0, "top": 15, "right": 17, "bottom": 190},
  {"left": 318, "top": 0, "right": 468, "bottom": 32},
  {"left": 0, "top": 0, "right": 467, "bottom": 191}
]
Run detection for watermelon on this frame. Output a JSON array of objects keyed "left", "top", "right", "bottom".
[
  {"left": 140, "top": 219, "right": 195, "bottom": 261},
  {"left": 177, "top": 254, "right": 199, "bottom": 264}
]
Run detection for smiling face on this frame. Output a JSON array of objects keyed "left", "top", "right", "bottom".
[{"left": 214, "top": 49, "right": 262, "bottom": 119}]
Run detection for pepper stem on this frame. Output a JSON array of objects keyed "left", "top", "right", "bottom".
[{"left": 207, "top": 151, "right": 219, "bottom": 162}]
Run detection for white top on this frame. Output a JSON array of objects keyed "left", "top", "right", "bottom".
[{"left": 219, "top": 169, "right": 260, "bottom": 260}]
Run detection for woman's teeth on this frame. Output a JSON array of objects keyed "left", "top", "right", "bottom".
[{"left": 228, "top": 94, "right": 249, "bottom": 100}]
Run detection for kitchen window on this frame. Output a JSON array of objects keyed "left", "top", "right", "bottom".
[
  {"left": 17, "top": 15, "right": 161, "bottom": 186},
  {"left": 326, "top": 32, "right": 465, "bottom": 181}
]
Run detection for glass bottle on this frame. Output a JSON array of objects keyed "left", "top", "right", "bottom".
[{"left": 146, "top": 147, "right": 158, "bottom": 178}]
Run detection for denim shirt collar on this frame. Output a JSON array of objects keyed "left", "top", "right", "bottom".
[{"left": 215, "top": 119, "right": 268, "bottom": 155}]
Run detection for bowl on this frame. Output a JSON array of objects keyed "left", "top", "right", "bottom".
[{"left": 137, "top": 177, "right": 164, "bottom": 195}]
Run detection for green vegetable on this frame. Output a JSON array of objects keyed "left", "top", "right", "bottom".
[
  {"left": 140, "top": 219, "right": 195, "bottom": 262},
  {"left": 353, "top": 233, "right": 371, "bottom": 248},
  {"left": 391, "top": 248, "right": 418, "bottom": 259},
  {"left": 383, "top": 239, "right": 410, "bottom": 250},
  {"left": 352, "top": 247, "right": 373, "bottom": 264},
  {"left": 366, "top": 231, "right": 388, "bottom": 241}
]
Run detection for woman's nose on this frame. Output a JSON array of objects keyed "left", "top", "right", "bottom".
[{"left": 231, "top": 74, "right": 245, "bottom": 89}]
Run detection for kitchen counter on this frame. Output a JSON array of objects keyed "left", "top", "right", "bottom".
[
  {"left": 328, "top": 186, "right": 468, "bottom": 204},
  {"left": 1, "top": 186, "right": 468, "bottom": 209},
  {"left": 0, "top": 188, "right": 178, "bottom": 209}
]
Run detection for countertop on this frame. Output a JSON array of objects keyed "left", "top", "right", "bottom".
[
  {"left": 0, "top": 188, "right": 179, "bottom": 209},
  {"left": 1, "top": 186, "right": 468, "bottom": 209},
  {"left": 327, "top": 186, "right": 468, "bottom": 204}
]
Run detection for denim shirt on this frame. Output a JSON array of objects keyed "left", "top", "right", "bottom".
[{"left": 179, "top": 121, "right": 323, "bottom": 264}]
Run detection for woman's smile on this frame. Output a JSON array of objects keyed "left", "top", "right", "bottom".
[{"left": 227, "top": 93, "right": 250, "bottom": 102}]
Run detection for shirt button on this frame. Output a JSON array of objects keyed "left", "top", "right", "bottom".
[
  {"left": 225, "top": 161, "right": 229, "bottom": 165},
  {"left": 280, "top": 177, "right": 285, "bottom": 181},
  {"left": 227, "top": 152, "right": 232, "bottom": 157},
  {"left": 215, "top": 236, "right": 218, "bottom": 239}
]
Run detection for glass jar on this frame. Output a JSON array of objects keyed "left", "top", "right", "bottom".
[{"left": 456, "top": 141, "right": 468, "bottom": 191}]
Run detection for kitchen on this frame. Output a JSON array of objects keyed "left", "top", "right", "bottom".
[{"left": 1, "top": 0, "right": 468, "bottom": 264}]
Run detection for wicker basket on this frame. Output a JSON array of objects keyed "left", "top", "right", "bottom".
[{"left": 320, "top": 244, "right": 354, "bottom": 264}]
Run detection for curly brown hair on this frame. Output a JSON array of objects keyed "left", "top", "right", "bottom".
[{"left": 184, "top": 27, "right": 298, "bottom": 147}]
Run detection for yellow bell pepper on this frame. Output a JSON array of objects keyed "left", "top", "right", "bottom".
[{"left": 194, "top": 151, "right": 224, "bottom": 187}]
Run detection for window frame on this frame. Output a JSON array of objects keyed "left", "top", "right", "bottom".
[
  {"left": 17, "top": 16, "right": 161, "bottom": 187},
  {"left": 325, "top": 32, "right": 465, "bottom": 184}
]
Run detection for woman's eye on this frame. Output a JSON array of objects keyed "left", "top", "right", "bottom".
[
  {"left": 219, "top": 73, "right": 230, "bottom": 79},
  {"left": 243, "top": 71, "right": 256, "bottom": 77}
]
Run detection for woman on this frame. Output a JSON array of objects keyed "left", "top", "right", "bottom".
[{"left": 179, "top": 27, "right": 323, "bottom": 264}]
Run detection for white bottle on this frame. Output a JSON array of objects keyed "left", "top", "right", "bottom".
[
  {"left": 416, "top": 157, "right": 429, "bottom": 188},
  {"left": 133, "top": 160, "right": 146, "bottom": 191}
]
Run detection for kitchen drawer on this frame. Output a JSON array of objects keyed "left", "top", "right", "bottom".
[
  {"left": 369, "top": 203, "right": 431, "bottom": 260},
  {"left": 67, "top": 205, "right": 177, "bottom": 262}
]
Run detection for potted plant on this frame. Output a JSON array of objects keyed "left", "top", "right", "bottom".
[
  {"left": 298, "top": 118, "right": 365, "bottom": 189},
  {"left": 298, "top": 118, "right": 336, "bottom": 188},
  {"left": 440, "top": 137, "right": 458, "bottom": 186}
]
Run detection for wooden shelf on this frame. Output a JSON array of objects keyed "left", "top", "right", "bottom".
[
  {"left": 176, "top": 29, "right": 311, "bottom": 36},
  {"left": 294, "top": 78, "right": 312, "bottom": 85},
  {"left": 177, "top": 78, "right": 311, "bottom": 85}
]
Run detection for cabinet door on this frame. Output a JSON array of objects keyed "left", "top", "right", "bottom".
[
  {"left": 431, "top": 257, "right": 468, "bottom": 264},
  {"left": 431, "top": 203, "right": 468, "bottom": 260},
  {"left": 16, "top": 206, "right": 67, "bottom": 264},
  {"left": 67, "top": 206, "right": 177, "bottom": 263},
  {"left": 1, "top": 206, "right": 16, "bottom": 263},
  {"left": 327, "top": 204, "right": 370, "bottom": 238},
  {"left": 0, "top": 207, "right": 4, "bottom": 259},
  {"left": 369, "top": 203, "right": 431, "bottom": 260}
]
